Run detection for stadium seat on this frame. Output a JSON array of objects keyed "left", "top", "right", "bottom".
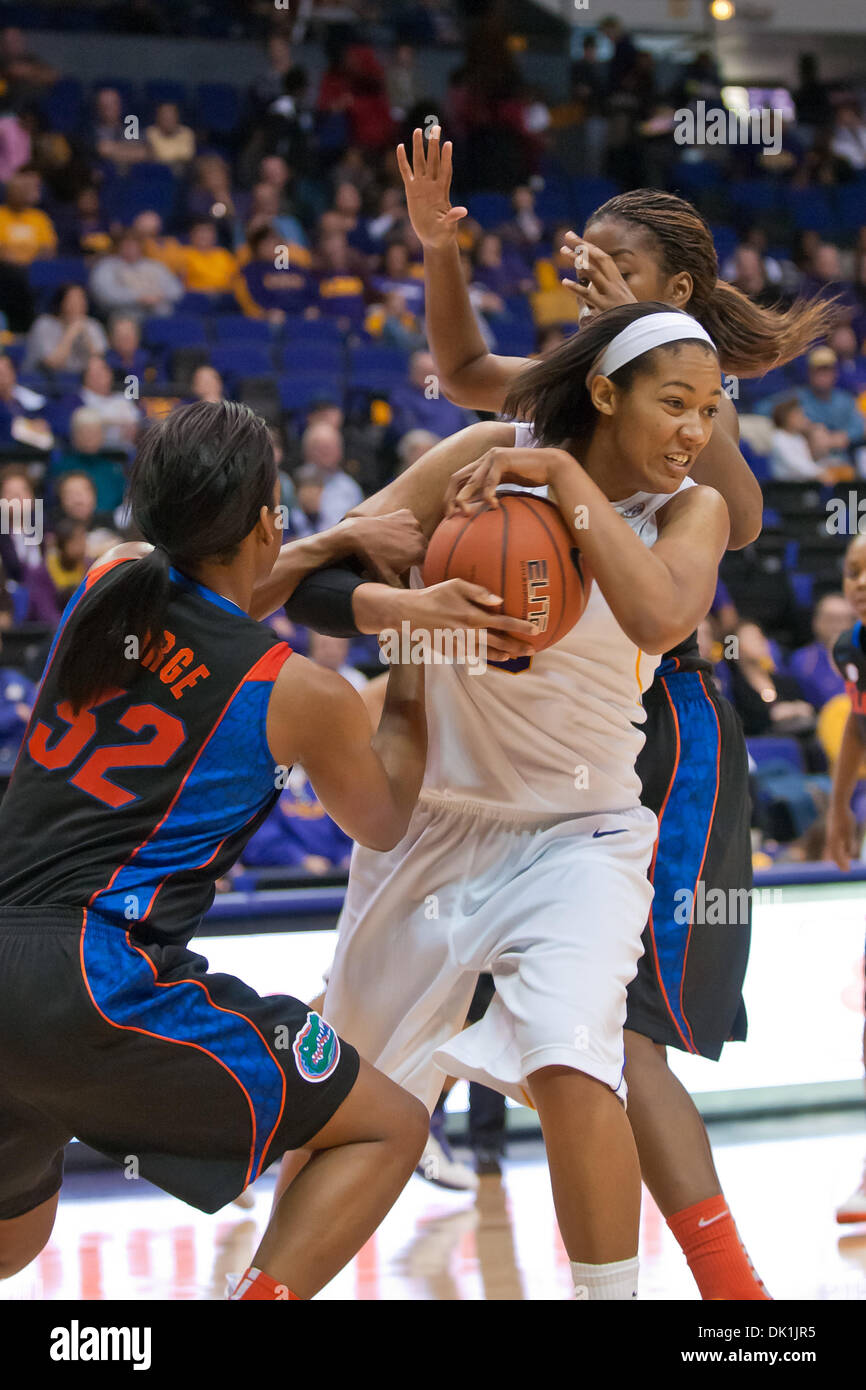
[
  {"left": 466, "top": 193, "right": 513, "bottom": 229},
  {"left": 746, "top": 736, "right": 806, "bottom": 773},
  {"left": 142, "top": 315, "right": 207, "bottom": 351},
  {"left": 283, "top": 342, "right": 344, "bottom": 373},
  {"left": 284, "top": 316, "right": 344, "bottom": 344},
  {"left": 195, "top": 83, "right": 241, "bottom": 134},
  {"left": 209, "top": 345, "right": 275, "bottom": 379},
  {"left": 278, "top": 375, "right": 344, "bottom": 413},
  {"left": 39, "top": 79, "right": 84, "bottom": 134},
  {"left": 784, "top": 187, "right": 837, "bottom": 234},
  {"left": 761, "top": 480, "right": 824, "bottom": 516},
  {"left": 27, "top": 258, "right": 88, "bottom": 293},
  {"left": 210, "top": 316, "right": 273, "bottom": 344},
  {"left": 346, "top": 344, "right": 408, "bottom": 375}
]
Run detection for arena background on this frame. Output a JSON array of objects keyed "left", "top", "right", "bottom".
[{"left": 1, "top": 0, "right": 865, "bottom": 1303}]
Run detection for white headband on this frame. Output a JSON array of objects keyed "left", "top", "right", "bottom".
[{"left": 585, "top": 312, "right": 716, "bottom": 387}]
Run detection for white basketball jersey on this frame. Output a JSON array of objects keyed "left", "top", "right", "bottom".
[{"left": 415, "top": 423, "right": 696, "bottom": 818}]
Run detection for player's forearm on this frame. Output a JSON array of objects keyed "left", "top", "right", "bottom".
[
  {"left": 547, "top": 454, "right": 723, "bottom": 653},
  {"left": 348, "top": 421, "right": 516, "bottom": 537},
  {"left": 424, "top": 242, "right": 489, "bottom": 390},
  {"left": 829, "top": 712, "right": 866, "bottom": 812},
  {"left": 370, "top": 661, "right": 428, "bottom": 839},
  {"left": 249, "top": 525, "right": 361, "bottom": 621}
]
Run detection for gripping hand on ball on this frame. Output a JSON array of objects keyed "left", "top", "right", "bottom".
[{"left": 445, "top": 447, "right": 571, "bottom": 516}]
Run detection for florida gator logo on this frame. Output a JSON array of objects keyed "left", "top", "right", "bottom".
[{"left": 293, "top": 1011, "right": 340, "bottom": 1083}]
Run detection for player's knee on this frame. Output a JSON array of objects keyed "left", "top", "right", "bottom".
[
  {"left": 0, "top": 1194, "right": 58, "bottom": 1279},
  {"left": 393, "top": 1090, "right": 429, "bottom": 1166},
  {"left": 0, "top": 1229, "right": 50, "bottom": 1279}
]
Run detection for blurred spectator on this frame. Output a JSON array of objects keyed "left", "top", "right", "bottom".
[
  {"left": 0, "top": 27, "right": 57, "bottom": 112},
  {"left": 726, "top": 620, "right": 815, "bottom": 737},
  {"left": 51, "top": 470, "right": 113, "bottom": 533},
  {"left": 787, "top": 593, "right": 855, "bottom": 710},
  {"left": 389, "top": 350, "right": 474, "bottom": 438},
  {"left": 731, "top": 246, "right": 792, "bottom": 310},
  {"left": 385, "top": 44, "right": 417, "bottom": 122},
  {"left": 500, "top": 186, "right": 545, "bottom": 255},
  {"left": 145, "top": 102, "right": 196, "bottom": 173},
  {"left": 52, "top": 408, "right": 127, "bottom": 513},
  {"left": 828, "top": 325, "right": 866, "bottom": 394},
  {"left": 0, "top": 354, "right": 52, "bottom": 450},
  {"left": 0, "top": 169, "right": 57, "bottom": 266},
  {"left": 287, "top": 463, "right": 325, "bottom": 539},
  {"left": 91, "top": 87, "right": 147, "bottom": 171},
  {"left": 23, "top": 284, "right": 108, "bottom": 376},
  {"left": 794, "top": 54, "right": 834, "bottom": 143},
  {"left": 240, "top": 182, "right": 309, "bottom": 257},
  {"left": 189, "top": 365, "right": 224, "bottom": 404},
  {"left": 568, "top": 34, "right": 608, "bottom": 178},
  {"left": 371, "top": 240, "right": 424, "bottom": 311},
  {"left": 0, "top": 465, "right": 59, "bottom": 624},
  {"left": 599, "top": 16, "right": 639, "bottom": 93},
  {"left": 55, "top": 186, "right": 112, "bottom": 258},
  {"left": 471, "top": 232, "right": 532, "bottom": 298},
  {"left": 396, "top": 428, "right": 440, "bottom": 474},
  {"left": 830, "top": 99, "right": 866, "bottom": 174},
  {"left": 0, "top": 104, "right": 31, "bottom": 183},
  {"left": 0, "top": 649, "right": 35, "bottom": 771},
  {"left": 106, "top": 315, "right": 151, "bottom": 382},
  {"left": 185, "top": 154, "right": 240, "bottom": 244},
  {"left": 174, "top": 219, "right": 237, "bottom": 296},
  {"left": 769, "top": 398, "right": 844, "bottom": 483},
  {"left": 90, "top": 229, "right": 183, "bottom": 319},
  {"left": 313, "top": 232, "right": 367, "bottom": 324},
  {"left": 364, "top": 288, "right": 425, "bottom": 353},
  {"left": 45, "top": 517, "right": 89, "bottom": 605},
  {"left": 233, "top": 224, "right": 312, "bottom": 322},
  {"left": 80, "top": 356, "right": 141, "bottom": 447},
  {"left": 299, "top": 422, "right": 362, "bottom": 528},
  {"left": 308, "top": 631, "right": 368, "bottom": 692},
  {"left": 798, "top": 347, "right": 866, "bottom": 463}
]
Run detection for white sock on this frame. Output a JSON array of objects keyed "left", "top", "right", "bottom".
[{"left": 570, "top": 1257, "right": 639, "bottom": 1300}]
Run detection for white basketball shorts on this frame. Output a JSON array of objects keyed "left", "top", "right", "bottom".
[{"left": 323, "top": 796, "right": 657, "bottom": 1113}]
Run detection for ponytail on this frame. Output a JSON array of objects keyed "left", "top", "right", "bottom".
[
  {"left": 694, "top": 279, "right": 838, "bottom": 378},
  {"left": 58, "top": 545, "right": 173, "bottom": 714},
  {"left": 55, "top": 400, "right": 276, "bottom": 713}
]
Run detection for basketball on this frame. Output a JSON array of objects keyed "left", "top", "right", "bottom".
[{"left": 422, "top": 493, "right": 592, "bottom": 653}]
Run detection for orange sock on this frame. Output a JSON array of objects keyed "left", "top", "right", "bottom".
[
  {"left": 229, "top": 1266, "right": 301, "bottom": 1301},
  {"left": 667, "top": 1195, "right": 771, "bottom": 1300}
]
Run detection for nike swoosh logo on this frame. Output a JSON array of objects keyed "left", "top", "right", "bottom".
[
  {"left": 698, "top": 1213, "right": 727, "bottom": 1227},
  {"left": 593, "top": 828, "right": 627, "bottom": 838}
]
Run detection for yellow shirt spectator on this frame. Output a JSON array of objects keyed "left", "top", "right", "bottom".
[{"left": 0, "top": 204, "right": 57, "bottom": 265}]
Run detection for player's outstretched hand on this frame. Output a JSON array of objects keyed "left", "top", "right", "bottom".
[
  {"left": 404, "top": 579, "right": 536, "bottom": 661},
  {"left": 824, "top": 804, "right": 859, "bottom": 874},
  {"left": 445, "top": 447, "right": 567, "bottom": 516},
  {"left": 396, "top": 125, "right": 468, "bottom": 251},
  {"left": 559, "top": 231, "right": 638, "bottom": 319},
  {"left": 339, "top": 509, "right": 427, "bottom": 586}
]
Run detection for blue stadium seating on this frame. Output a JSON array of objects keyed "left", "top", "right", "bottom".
[
  {"left": 283, "top": 343, "right": 344, "bottom": 373},
  {"left": 195, "top": 84, "right": 241, "bottom": 134},
  {"left": 278, "top": 375, "right": 344, "bottom": 412},
  {"left": 466, "top": 193, "right": 512, "bottom": 229},
  {"left": 210, "top": 316, "right": 273, "bottom": 344},
  {"left": 746, "top": 736, "right": 806, "bottom": 773},
  {"left": 209, "top": 345, "right": 275, "bottom": 379},
  {"left": 142, "top": 315, "right": 207, "bottom": 350}
]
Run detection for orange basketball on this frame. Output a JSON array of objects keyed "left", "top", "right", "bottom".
[{"left": 422, "top": 493, "right": 593, "bottom": 653}]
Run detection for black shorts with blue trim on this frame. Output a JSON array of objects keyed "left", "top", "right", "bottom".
[
  {"left": 626, "top": 670, "right": 751, "bottom": 1060},
  {"left": 0, "top": 906, "right": 360, "bottom": 1220}
]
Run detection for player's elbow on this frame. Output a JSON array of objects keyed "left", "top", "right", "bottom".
[
  {"left": 355, "top": 818, "right": 405, "bottom": 854},
  {"left": 726, "top": 502, "right": 762, "bottom": 550}
]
